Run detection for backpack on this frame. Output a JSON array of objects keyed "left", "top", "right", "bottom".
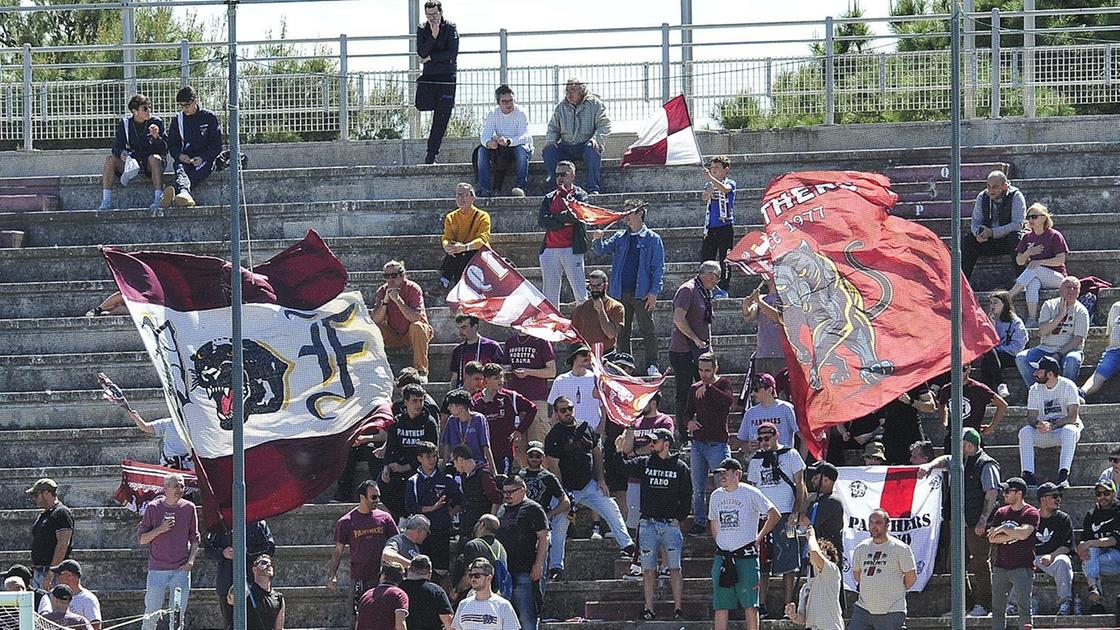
[
  {"left": 488, "top": 539, "right": 514, "bottom": 599},
  {"left": 1078, "top": 276, "right": 1113, "bottom": 320}
]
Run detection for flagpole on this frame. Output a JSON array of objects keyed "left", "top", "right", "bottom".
[
  {"left": 948, "top": 4, "right": 966, "bottom": 629},
  {"left": 226, "top": 1, "right": 248, "bottom": 629}
]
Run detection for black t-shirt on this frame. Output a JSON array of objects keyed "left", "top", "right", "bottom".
[
  {"left": 809, "top": 492, "right": 845, "bottom": 555},
  {"left": 522, "top": 468, "right": 565, "bottom": 510},
  {"left": 1034, "top": 509, "right": 1074, "bottom": 556},
  {"left": 544, "top": 421, "right": 599, "bottom": 491},
  {"left": 386, "top": 410, "right": 440, "bottom": 473},
  {"left": 879, "top": 383, "right": 930, "bottom": 464},
  {"left": 496, "top": 499, "right": 549, "bottom": 574},
  {"left": 400, "top": 578, "right": 453, "bottom": 630},
  {"left": 31, "top": 503, "right": 74, "bottom": 566},
  {"left": 246, "top": 582, "right": 284, "bottom": 630},
  {"left": 451, "top": 536, "right": 503, "bottom": 591},
  {"left": 1081, "top": 502, "right": 1120, "bottom": 547}
]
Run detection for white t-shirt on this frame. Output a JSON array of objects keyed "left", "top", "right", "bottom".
[
  {"left": 547, "top": 371, "right": 600, "bottom": 431},
  {"left": 707, "top": 483, "right": 776, "bottom": 551},
  {"left": 1098, "top": 467, "right": 1120, "bottom": 485},
  {"left": 151, "top": 418, "right": 190, "bottom": 458},
  {"left": 37, "top": 588, "right": 101, "bottom": 623},
  {"left": 737, "top": 399, "right": 799, "bottom": 446},
  {"left": 800, "top": 558, "right": 843, "bottom": 630},
  {"left": 452, "top": 592, "right": 521, "bottom": 630},
  {"left": 1026, "top": 376, "right": 1080, "bottom": 424},
  {"left": 854, "top": 536, "right": 917, "bottom": 615},
  {"left": 1107, "top": 301, "right": 1120, "bottom": 351},
  {"left": 746, "top": 447, "right": 806, "bottom": 514},
  {"left": 1038, "top": 298, "right": 1090, "bottom": 353}
]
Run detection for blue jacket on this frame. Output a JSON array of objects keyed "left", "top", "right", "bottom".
[
  {"left": 591, "top": 224, "right": 665, "bottom": 300},
  {"left": 405, "top": 468, "right": 462, "bottom": 531},
  {"left": 112, "top": 115, "right": 168, "bottom": 160},
  {"left": 168, "top": 108, "right": 223, "bottom": 165}
]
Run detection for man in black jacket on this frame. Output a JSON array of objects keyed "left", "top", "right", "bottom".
[
  {"left": 619, "top": 427, "right": 692, "bottom": 621},
  {"left": 537, "top": 160, "right": 590, "bottom": 308},
  {"left": 207, "top": 520, "right": 275, "bottom": 630},
  {"left": 166, "top": 85, "right": 223, "bottom": 210},
  {"left": 416, "top": 0, "right": 459, "bottom": 164}
]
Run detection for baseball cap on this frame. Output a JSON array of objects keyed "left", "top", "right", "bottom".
[
  {"left": 50, "top": 584, "right": 73, "bottom": 600},
  {"left": 49, "top": 559, "right": 81, "bottom": 578},
  {"left": 753, "top": 373, "right": 777, "bottom": 390},
  {"left": 808, "top": 461, "right": 839, "bottom": 481},
  {"left": 863, "top": 441, "right": 886, "bottom": 460},
  {"left": 962, "top": 427, "right": 982, "bottom": 446},
  {"left": 1036, "top": 482, "right": 1062, "bottom": 500},
  {"left": 713, "top": 458, "right": 742, "bottom": 473},
  {"left": 2, "top": 564, "right": 32, "bottom": 587},
  {"left": 25, "top": 478, "right": 58, "bottom": 496},
  {"left": 526, "top": 441, "right": 545, "bottom": 455},
  {"left": 756, "top": 421, "right": 778, "bottom": 435},
  {"left": 1029, "top": 355, "right": 1061, "bottom": 374},
  {"left": 1095, "top": 479, "right": 1118, "bottom": 493},
  {"left": 1000, "top": 477, "right": 1027, "bottom": 493},
  {"left": 650, "top": 428, "right": 675, "bottom": 444}
]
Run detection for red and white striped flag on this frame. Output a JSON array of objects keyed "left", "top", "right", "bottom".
[
  {"left": 590, "top": 351, "right": 666, "bottom": 427},
  {"left": 113, "top": 460, "right": 200, "bottom": 514},
  {"left": 621, "top": 94, "right": 702, "bottom": 167},
  {"left": 726, "top": 231, "right": 775, "bottom": 278}
]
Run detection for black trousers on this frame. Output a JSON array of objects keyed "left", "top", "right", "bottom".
[
  {"left": 669, "top": 350, "right": 699, "bottom": 441},
  {"left": 701, "top": 224, "right": 735, "bottom": 292},
  {"left": 416, "top": 73, "right": 456, "bottom": 161},
  {"left": 440, "top": 251, "right": 476, "bottom": 287},
  {"left": 979, "top": 349, "right": 1016, "bottom": 390},
  {"left": 335, "top": 444, "right": 382, "bottom": 501},
  {"left": 961, "top": 232, "right": 1019, "bottom": 279}
]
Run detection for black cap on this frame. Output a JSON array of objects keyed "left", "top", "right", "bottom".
[
  {"left": 606, "top": 352, "right": 636, "bottom": 370},
  {"left": 713, "top": 458, "right": 742, "bottom": 473},
  {"left": 50, "top": 584, "right": 73, "bottom": 599},
  {"left": 2, "top": 564, "right": 32, "bottom": 586},
  {"left": 809, "top": 461, "right": 839, "bottom": 481},
  {"left": 650, "top": 428, "right": 674, "bottom": 444},
  {"left": 49, "top": 559, "right": 81, "bottom": 578},
  {"left": 1000, "top": 477, "right": 1027, "bottom": 493},
  {"left": 1029, "top": 355, "right": 1061, "bottom": 374},
  {"left": 1036, "top": 482, "right": 1062, "bottom": 500}
]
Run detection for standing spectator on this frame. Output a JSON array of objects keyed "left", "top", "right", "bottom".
[
  {"left": 355, "top": 561, "right": 409, "bottom": 630},
  {"left": 735, "top": 373, "right": 799, "bottom": 456},
  {"left": 138, "top": 474, "right": 199, "bottom": 630},
  {"left": 503, "top": 332, "right": 556, "bottom": 445},
  {"left": 452, "top": 515, "right": 508, "bottom": 603},
  {"left": 373, "top": 260, "right": 433, "bottom": 379},
  {"left": 570, "top": 270, "right": 625, "bottom": 353},
  {"left": 1019, "top": 355, "right": 1082, "bottom": 487},
  {"left": 27, "top": 478, "right": 73, "bottom": 589},
  {"left": 700, "top": 156, "right": 736, "bottom": 297},
  {"left": 206, "top": 520, "right": 275, "bottom": 630},
  {"left": 537, "top": 160, "right": 590, "bottom": 307},
  {"left": 400, "top": 555, "right": 454, "bottom": 630},
  {"left": 393, "top": 369, "right": 440, "bottom": 417},
  {"left": 381, "top": 383, "right": 440, "bottom": 517},
  {"left": 669, "top": 261, "right": 721, "bottom": 423},
  {"left": 227, "top": 554, "right": 285, "bottom": 630},
  {"left": 166, "top": 85, "right": 222, "bottom": 209},
  {"left": 850, "top": 509, "right": 918, "bottom": 630},
  {"left": 936, "top": 361, "right": 1008, "bottom": 446},
  {"left": 591, "top": 200, "right": 665, "bottom": 375},
  {"left": 406, "top": 442, "right": 462, "bottom": 577},
  {"left": 1081, "top": 298, "right": 1120, "bottom": 400},
  {"left": 1033, "top": 482, "right": 1075, "bottom": 615},
  {"left": 1078, "top": 479, "right": 1120, "bottom": 614},
  {"left": 477, "top": 85, "right": 532, "bottom": 197},
  {"left": 452, "top": 445, "right": 502, "bottom": 544},
  {"left": 1100, "top": 446, "right": 1120, "bottom": 486},
  {"left": 742, "top": 280, "right": 786, "bottom": 389},
  {"left": 382, "top": 515, "right": 431, "bottom": 571},
  {"left": 962, "top": 170, "right": 1026, "bottom": 279},
  {"left": 878, "top": 382, "right": 935, "bottom": 465},
  {"left": 42, "top": 585, "right": 92, "bottom": 630},
  {"left": 453, "top": 559, "right": 520, "bottom": 630},
  {"left": 784, "top": 526, "right": 843, "bottom": 630},
  {"left": 681, "top": 353, "right": 735, "bottom": 536},
  {"left": 38, "top": 561, "right": 100, "bottom": 630},
  {"left": 613, "top": 394, "right": 676, "bottom": 539},
  {"left": 519, "top": 442, "right": 571, "bottom": 581},
  {"left": 495, "top": 475, "right": 549, "bottom": 630},
  {"left": 472, "top": 363, "right": 537, "bottom": 475},
  {"left": 442, "top": 389, "right": 497, "bottom": 472},
  {"left": 618, "top": 428, "right": 692, "bottom": 621},
  {"left": 1008, "top": 204, "right": 1071, "bottom": 326},
  {"left": 440, "top": 184, "right": 492, "bottom": 290},
  {"left": 546, "top": 346, "right": 601, "bottom": 431},
  {"left": 746, "top": 421, "right": 807, "bottom": 616},
  {"left": 863, "top": 441, "right": 887, "bottom": 466},
  {"left": 980, "top": 291, "right": 1028, "bottom": 399},
  {"left": 708, "top": 458, "right": 781, "bottom": 630},
  {"left": 803, "top": 462, "right": 845, "bottom": 559},
  {"left": 415, "top": 0, "right": 459, "bottom": 165},
  {"left": 99, "top": 93, "right": 168, "bottom": 211},
  {"left": 327, "top": 480, "right": 399, "bottom": 615},
  {"left": 1014, "top": 275, "right": 1088, "bottom": 387},
  {"left": 450, "top": 315, "right": 505, "bottom": 389},
  {"left": 987, "top": 477, "right": 1039, "bottom": 630},
  {"left": 542, "top": 78, "right": 610, "bottom": 194}
]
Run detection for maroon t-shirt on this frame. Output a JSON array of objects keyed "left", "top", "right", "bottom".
[
  {"left": 1015, "top": 228, "right": 1068, "bottom": 275},
  {"left": 471, "top": 388, "right": 538, "bottom": 461},
  {"left": 682, "top": 377, "right": 734, "bottom": 442},
  {"left": 355, "top": 583, "right": 409, "bottom": 630},
  {"left": 139, "top": 497, "right": 200, "bottom": 571},
  {"left": 504, "top": 334, "right": 555, "bottom": 401},
  {"left": 937, "top": 378, "right": 995, "bottom": 429},
  {"left": 334, "top": 508, "right": 399, "bottom": 582},
  {"left": 991, "top": 503, "right": 1041, "bottom": 570}
]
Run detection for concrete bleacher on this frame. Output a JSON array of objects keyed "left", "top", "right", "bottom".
[{"left": 0, "top": 119, "right": 1118, "bottom": 628}]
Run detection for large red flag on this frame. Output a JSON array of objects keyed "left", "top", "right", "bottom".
[
  {"left": 759, "top": 171, "right": 999, "bottom": 457},
  {"left": 589, "top": 351, "right": 666, "bottom": 428}
]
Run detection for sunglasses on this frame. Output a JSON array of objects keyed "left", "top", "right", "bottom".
[
  {"left": 177, "top": 101, "right": 194, "bottom": 108},
  {"left": 758, "top": 433, "right": 776, "bottom": 440},
  {"left": 469, "top": 572, "right": 490, "bottom": 578},
  {"left": 256, "top": 560, "right": 272, "bottom": 567},
  {"left": 555, "top": 406, "right": 573, "bottom": 413},
  {"left": 1026, "top": 214, "right": 1043, "bottom": 219},
  {"left": 383, "top": 272, "right": 402, "bottom": 279},
  {"left": 1097, "top": 490, "right": 1115, "bottom": 496}
]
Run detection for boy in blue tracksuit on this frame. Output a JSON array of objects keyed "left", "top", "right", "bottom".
[
  {"left": 405, "top": 441, "right": 462, "bottom": 578},
  {"left": 165, "top": 85, "right": 223, "bottom": 209},
  {"left": 100, "top": 93, "right": 168, "bottom": 211}
]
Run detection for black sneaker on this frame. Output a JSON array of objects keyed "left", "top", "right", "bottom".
[
  {"left": 547, "top": 568, "right": 562, "bottom": 581},
  {"left": 757, "top": 603, "right": 768, "bottom": 619},
  {"left": 687, "top": 523, "right": 707, "bottom": 537},
  {"left": 1089, "top": 597, "right": 1107, "bottom": 615},
  {"left": 621, "top": 543, "right": 638, "bottom": 557},
  {"left": 1056, "top": 468, "right": 1070, "bottom": 488},
  {"left": 640, "top": 608, "right": 655, "bottom": 621},
  {"left": 674, "top": 608, "right": 685, "bottom": 620}
]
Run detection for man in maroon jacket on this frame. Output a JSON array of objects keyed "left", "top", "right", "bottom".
[
  {"left": 472, "top": 363, "right": 537, "bottom": 475},
  {"left": 681, "top": 352, "right": 734, "bottom": 537}
]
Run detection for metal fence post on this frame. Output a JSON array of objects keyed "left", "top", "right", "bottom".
[
  {"left": 180, "top": 39, "right": 191, "bottom": 86},
  {"left": 499, "top": 29, "right": 508, "bottom": 86},
  {"left": 1023, "top": 0, "right": 1036, "bottom": 118},
  {"left": 680, "top": 0, "right": 693, "bottom": 99},
  {"left": 661, "top": 22, "right": 671, "bottom": 102},
  {"left": 825, "top": 16, "right": 835, "bottom": 125},
  {"left": 22, "top": 43, "right": 31, "bottom": 152},
  {"left": 963, "top": 0, "right": 976, "bottom": 118},
  {"left": 122, "top": 0, "right": 137, "bottom": 94},
  {"left": 407, "top": 0, "right": 420, "bottom": 141},
  {"left": 991, "top": 9, "right": 1000, "bottom": 119},
  {"left": 339, "top": 33, "right": 349, "bottom": 140}
]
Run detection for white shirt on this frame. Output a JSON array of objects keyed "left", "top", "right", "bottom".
[
  {"left": 746, "top": 446, "right": 806, "bottom": 514},
  {"left": 479, "top": 105, "right": 533, "bottom": 151},
  {"left": 737, "top": 399, "right": 799, "bottom": 445},
  {"left": 854, "top": 537, "right": 917, "bottom": 615},
  {"left": 1026, "top": 376, "right": 1081, "bottom": 424},
  {"left": 548, "top": 371, "right": 601, "bottom": 430},
  {"left": 1107, "top": 301, "right": 1120, "bottom": 351},
  {"left": 452, "top": 592, "right": 521, "bottom": 629},
  {"left": 151, "top": 418, "right": 190, "bottom": 459},
  {"left": 1037, "top": 298, "right": 1090, "bottom": 353},
  {"left": 707, "top": 483, "right": 776, "bottom": 551}
]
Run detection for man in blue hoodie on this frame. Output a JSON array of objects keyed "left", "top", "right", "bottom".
[
  {"left": 100, "top": 93, "right": 168, "bottom": 212},
  {"left": 165, "top": 85, "right": 223, "bottom": 210}
]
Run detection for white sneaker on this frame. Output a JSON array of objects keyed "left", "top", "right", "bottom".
[
  {"left": 647, "top": 365, "right": 661, "bottom": 377},
  {"left": 997, "top": 383, "right": 1010, "bottom": 399},
  {"left": 510, "top": 187, "right": 525, "bottom": 197},
  {"left": 590, "top": 528, "right": 603, "bottom": 541},
  {"left": 623, "top": 564, "right": 642, "bottom": 581},
  {"left": 967, "top": 605, "right": 989, "bottom": 617},
  {"left": 173, "top": 190, "right": 196, "bottom": 207},
  {"left": 604, "top": 530, "right": 616, "bottom": 539}
]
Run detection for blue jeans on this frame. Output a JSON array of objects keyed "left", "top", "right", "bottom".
[
  {"left": 1084, "top": 546, "right": 1120, "bottom": 591},
  {"left": 690, "top": 440, "right": 731, "bottom": 525},
  {"left": 638, "top": 519, "right": 683, "bottom": 570},
  {"left": 1015, "top": 347, "right": 1083, "bottom": 387},
  {"left": 142, "top": 568, "right": 191, "bottom": 630},
  {"left": 510, "top": 572, "right": 543, "bottom": 630},
  {"left": 477, "top": 144, "right": 531, "bottom": 193},
  {"left": 548, "top": 479, "right": 633, "bottom": 569},
  {"left": 543, "top": 141, "right": 603, "bottom": 192}
]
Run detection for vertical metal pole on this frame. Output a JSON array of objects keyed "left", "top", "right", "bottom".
[
  {"left": 661, "top": 23, "right": 671, "bottom": 103},
  {"left": 1023, "top": 0, "right": 1036, "bottom": 117},
  {"left": 339, "top": 34, "right": 349, "bottom": 141},
  {"left": 226, "top": 2, "right": 247, "bottom": 630},
  {"left": 825, "top": 16, "right": 835, "bottom": 125},
  {"left": 991, "top": 9, "right": 1001, "bottom": 119},
  {"left": 21, "top": 43, "right": 31, "bottom": 152},
  {"left": 407, "top": 0, "right": 420, "bottom": 140},
  {"left": 123, "top": 0, "right": 137, "bottom": 94},
  {"left": 963, "top": 0, "right": 976, "bottom": 118},
  {"left": 949, "top": 6, "right": 967, "bottom": 630},
  {"left": 498, "top": 29, "right": 508, "bottom": 86},
  {"left": 680, "top": 0, "right": 693, "bottom": 99},
  {"left": 180, "top": 39, "right": 191, "bottom": 87}
]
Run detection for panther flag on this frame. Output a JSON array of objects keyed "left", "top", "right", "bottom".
[
  {"left": 835, "top": 465, "right": 942, "bottom": 592},
  {"left": 759, "top": 171, "right": 999, "bottom": 457},
  {"left": 101, "top": 230, "right": 395, "bottom": 527}
]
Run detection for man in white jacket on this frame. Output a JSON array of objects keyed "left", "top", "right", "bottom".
[{"left": 477, "top": 85, "right": 533, "bottom": 197}]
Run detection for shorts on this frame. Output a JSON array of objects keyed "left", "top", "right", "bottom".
[
  {"left": 1095, "top": 348, "right": 1120, "bottom": 381},
  {"left": 638, "top": 519, "right": 683, "bottom": 571},
  {"left": 711, "top": 555, "right": 760, "bottom": 610},
  {"left": 767, "top": 516, "right": 803, "bottom": 575}
]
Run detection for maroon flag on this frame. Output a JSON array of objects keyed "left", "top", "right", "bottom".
[
  {"left": 590, "top": 351, "right": 666, "bottom": 427},
  {"left": 565, "top": 197, "right": 638, "bottom": 227},
  {"left": 113, "top": 460, "right": 199, "bottom": 514},
  {"left": 759, "top": 171, "right": 999, "bottom": 457},
  {"left": 621, "top": 95, "right": 702, "bottom": 166},
  {"left": 726, "top": 231, "right": 776, "bottom": 277}
]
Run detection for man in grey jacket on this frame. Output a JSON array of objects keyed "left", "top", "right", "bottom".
[
  {"left": 962, "top": 170, "right": 1026, "bottom": 279},
  {"left": 542, "top": 78, "right": 611, "bottom": 194}
]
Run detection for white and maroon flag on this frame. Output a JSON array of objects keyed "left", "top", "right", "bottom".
[
  {"left": 113, "top": 460, "right": 200, "bottom": 514},
  {"left": 565, "top": 197, "right": 638, "bottom": 227},
  {"left": 726, "top": 231, "right": 775, "bottom": 278},
  {"left": 589, "top": 351, "right": 666, "bottom": 427},
  {"left": 834, "top": 466, "right": 943, "bottom": 592},
  {"left": 446, "top": 246, "right": 582, "bottom": 343},
  {"left": 620, "top": 94, "right": 702, "bottom": 167},
  {"left": 101, "top": 230, "right": 394, "bottom": 527}
]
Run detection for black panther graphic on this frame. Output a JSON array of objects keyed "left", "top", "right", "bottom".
[{"left": 190, "top": 338, "right": 289, "bottom": 430}]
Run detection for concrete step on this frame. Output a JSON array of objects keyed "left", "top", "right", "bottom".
[
  {"left": 543, "top": 619, "right": 1114, "bottom": 630},
  {"left": 0, "top": 194, "right": 60, "bottom": 213}
]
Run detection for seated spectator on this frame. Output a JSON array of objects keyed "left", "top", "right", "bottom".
[
  {"left": 936, "top": 361, "right": 1007, "bottom": 446},
  {"left": 382, "top": 515, "right": 430, "bottom": 571},
  {"left": 99, "top": 372, "right": 193, "bottom": 471},
  {"left": 381, "top": 384, "right": 440, "bottom": 516},
  {"left": 405, "top": 441, "right": 462, "bottom": 578},
  {"left": 669, "top": 261, "right": 722, "bottom": 430},
  {"left": 100, "top": 93, "right": 168, "bottom": 212},
  {"left": 399, "top": 555, "right": 453, "bottom": 630},
  {"left": 980, "top": 290, "right": 1028, "bottom": 399},
  {"left": 372, "top": 260, "right": 433, "bottom": 380},
  {"left": 37, "top": 561, "right": 99, "bottom": 630},
  {"left": 784, "top": 526, "right": 843, "bottom": 630},
  {"left": 1007, "top": 204, "right": 1069, "bottom": 326},
  {"left": 42, "top": 584, "right": 92, "bottom": 630},
  {"left": 1080, "top": 298, "right": 1120, "bottom": 400},
  {"left": 542, "top": 78, "right": 610, "bottom": 194},
  {"left": 84, "top": 291, "right": 128, "bottom": 317},
  {"left": 166, "top": 85, "right": 223, "bottom": 209},
  {"left": 335, "top": 424, "right": 384, "bottom": 506},
  {"left": 449, "top": 315, "right": 505, "bottom": 389},
  {"left": 700, "top": 155, "right": 736, "bottom": 298},
  {"left": 570, "top": 269, "right": 625, "bottom": 353},
  {"left": 1100, "top": 446, "right": 1120, "bottom": 486},
  {"left": 453, "top": 559, "right": 520, "bottom": 629},
  {"left": 1077, "top": 479, "right": 1120, "bottom": 614},
  {"left": 477, "top": 85, "right": 532, "bottom": 197},
  {"left": 442, "top": 390, "right": 496, "bottom": 472},
  {"left": 440, "top": 183, "right": 492, "bottom": 290},
  {"left": 538, "top": 160, "right": 590, "bottom": 307},
  {"left": 452, "top": 515, "right": 508, "bottom": 603},
  {"left": 682, "top": 353, "right": 734, "bottom": 537},
  {"left": 226, "top": 554, "right": 284, "bottom": 630},
  {"left": 503, "top": 332, "right": 556, "bottom": 445},
  {"left": 1014, "top": 275, "right": 1088, "bottom": 389},
  {"left": 355, "top": 561, "right": 409, "bottom": 630},
  {"left": 735, "top": 373, "right": 799, "bottom": 457},
  {"left": 1033, "top": 482, "right": 1075, "bottom": 616},
  {"left": 452, "top": 445, "right": 502, "bottom": 544},
  {"left": 1019, "top": 355, "right": 1082, "bottom": 487},
  {"left": 962, "top": 170, "right": 1026, "bottom": 279},
  {"left": 591, "top": 199, "right": 665, "bottom": 375},
  {"left": 472, "top": 363, "right": 537, "bottom": 475},
  {"left": 546, "top": 345, "right": 601, "bottom": 431},
  {"left": 392, "top": 369, "right": 440, "bottom": 418}
]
